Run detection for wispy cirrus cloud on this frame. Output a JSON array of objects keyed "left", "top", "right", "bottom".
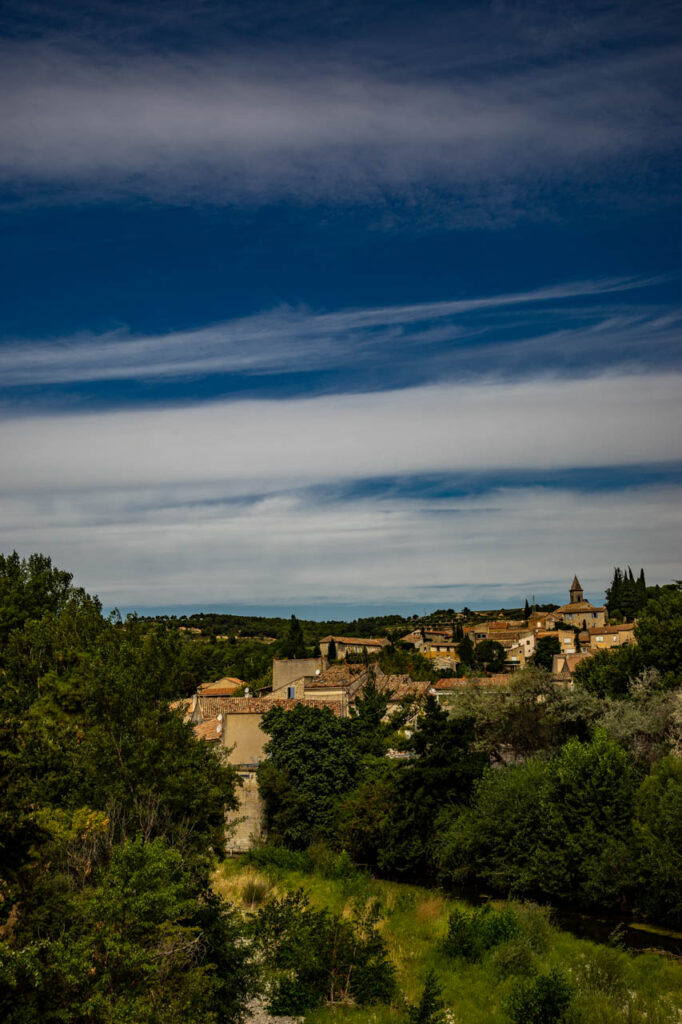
[
  {"left": 1, "top": 35, "right": 679, "bottom": 207},
  {"left": 0, "top": 277, "right": 677, "bottom": 393}
]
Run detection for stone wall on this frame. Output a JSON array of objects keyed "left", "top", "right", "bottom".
[{"left": 226, "top": 769, "right": 264, "bottom": 854}]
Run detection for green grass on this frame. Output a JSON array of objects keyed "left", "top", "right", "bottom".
[{"left": 216, "top": 857, "right": 682, "bottom": 1023}]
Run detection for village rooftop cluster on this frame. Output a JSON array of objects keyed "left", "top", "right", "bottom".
[{"left": 173, "top": 575, "right": 639, "bottom": 851}]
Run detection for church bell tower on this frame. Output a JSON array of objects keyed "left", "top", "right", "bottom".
[{"left": 569, "top": 575, "right": 583, "bottom": 605}]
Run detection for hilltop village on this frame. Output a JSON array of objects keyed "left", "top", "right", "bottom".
[{"left": 175, "top": 575, "right": 645, "bottom": 851}]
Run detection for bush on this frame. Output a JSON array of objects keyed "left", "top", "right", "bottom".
[
  {"left": 578, "top": 944, "right": 629, "bottom": 998},
  {"left": 252, "top": 889, "right": 396, "bottom": 1013},
  {"left": 491, "top": 937, "right": 537, "bottom": 978},
  {"left": 242, "top": 842, "right": 310, "bottom": 873},
  {"left": 505, "top": 967, "right": 574, "bottom": 1023},
  {"left": 442, "top": 904, "right": 520, "bottom": 961},
  {"left": 307, "top": 842, "right": 358, "bottom": 880}
]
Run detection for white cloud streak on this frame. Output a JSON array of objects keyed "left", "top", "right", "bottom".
[
  {"left": 1, "top": 41, "right": 679, "bottom": 203},
  {"left": 1, "top": 482, "right": 680, "bottom": 607},
  {"left": 0, "top": 277, "right": 674, "bottom": 387},
  {"left": 1, "top": 372, "right": 680, "bottom": 493},
  {"left": 1, "top": 370, "right": 680, "bottom": 605}
]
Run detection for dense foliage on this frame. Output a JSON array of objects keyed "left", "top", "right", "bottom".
[
  {"left": 0, "top": 552, "right": 253, "bottom": 1023},
  {"left": 251, "top": 888, "right": 396, "bottom": 1013},
  {"left": 257, "top": 585, "right": 682, "bottom": 927}
]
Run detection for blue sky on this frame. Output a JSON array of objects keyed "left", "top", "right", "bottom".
[{"left": 1, "top": 0, "right": 681, "bottom": 615}]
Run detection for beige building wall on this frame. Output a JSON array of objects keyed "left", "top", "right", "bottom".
[
  {"left": 589, "top": 625, "right": 636, "bottom": 650},
  {"left": 272, "top": 657, "right": 326, "bottom": 693},
  {"left": 303, "top": 686, "right": 350, "bottom": 713},
  {"left": 560, "top": 608, "right": 606, "bottom": 628},
  {"left": 222, "top": 712, "right": 268, "bottom": 766}
]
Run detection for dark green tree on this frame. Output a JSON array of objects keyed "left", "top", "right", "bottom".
[
  {"left": 408, "top": 969, "right": 445, "bottom": 1024},
  {"left": 279, "top": 614, "right": 306, "bottom": 659},
  {"left": 0, "top": 839, "right": 253, "bottom": 1024},
  {"left": 634, "top": 755, "right": 682, "bottom": 925},
  {"left": 252, "top": 889, "right": 396, "bottom": 1013},
  {"left": 636, "top": 588, "right": 682, "bottom": 683},
  {"left": 473, "top": 639, "right": 506, "bottom": 673},
  {"left": 378, "top": 697, "right": 485, "bottom": 879},
  {"left": 531, "top": 731, "right": 639, "bottom": 909},
  {"left": 457, "top": 634, "right": 475, "bottom": 667},
  {"left": 258, "top": 704, "right": 358, "bottom": 848},
  {"left": 533, "top": 635, "right": 560, "bottom": 671},
  {"left": 348, "top": 672, "right": 391, "bottom": 758},
  {"left": 327, "top": 637, "right": 337, "bottom": 660},
  {"left": 573, "top": 645, "right": 644, "bottom": 699},
  {"left": 0, "top": 551, "right": 77, "bottom": 644},
  {"left": 435, "top": 758, "right": 547, "bottom": 894}
]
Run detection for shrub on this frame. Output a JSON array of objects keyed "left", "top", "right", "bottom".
[
  {"left": 442, "top": 904, "right": 520, "bottom": 962},
  {"left": 242, "top": 842, "right": 310, "bottom": 872},
  {"left": 252, "top": 889, "right": 396, "bottom": 1013},
  {"left": 241, "top": 876, "right": 270, "bottom": 908},
  {"left": 578, "top": 944, "right": 629, "bottom": 998},
  {"left": 490, "top": 937, "right": 537, "bottom": 978},
  {"left": 505, "top": 967, "right": 574, "bottom": 1024}
]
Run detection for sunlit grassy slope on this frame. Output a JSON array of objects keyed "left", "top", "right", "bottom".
[{"left": 216, "top": 856, "right": 682, "bottom": 1023}]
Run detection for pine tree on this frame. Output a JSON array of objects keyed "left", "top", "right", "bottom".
[
  {"left": 280, "top": 615, "right": 306, "bottom": 659},
  {"left": 408, "top": 970, "right": 445, "bottom": 1024}
]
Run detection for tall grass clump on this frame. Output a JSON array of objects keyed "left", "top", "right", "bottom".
[{"left": 442, "top": 903, "right": 520, "bottom": 961}]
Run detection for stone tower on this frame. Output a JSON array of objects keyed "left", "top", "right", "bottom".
[{"left": 569, "top": 575, "right": 583, "bottom": 605}]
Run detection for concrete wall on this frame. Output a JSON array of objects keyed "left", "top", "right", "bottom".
[{"left": 272, "top": 657, "right": 327, "bottom": 693}]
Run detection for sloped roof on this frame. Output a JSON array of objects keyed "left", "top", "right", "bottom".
[
  {"left": 308, "top": 663, "right": 367, "bottom": 689},
  {"left": 379, "top": 674, "right": 430, "bottom": 702},
  {"left": 320, "top": 635, "right": 389, "bottom": 647},
  {"left": 215, "top": 697, "right": 344, "bottom": 716},
  {"left": 555, "top": 601, "right": 606, "bottom": 614},
  {"left": 197, "top": 676, "right": 244, "bottom": 696},
  {"left": 194, "top": 718, "right": 221, "bottom": 741},
  {"left": 433, "top": 674, "right": 511, "bottom": 690},
  {"left": 571, "top": 575, "right": 582, "bottom": 591},
  {"left": 169, "top": 696, "right": 195, "bottom": 721}
]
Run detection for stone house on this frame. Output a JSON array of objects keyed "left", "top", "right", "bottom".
[
  {"left": 553, "top": 576, "right": 607, "bottom": 629},
  {"left": 588, "top": 622, "right": 637, "bottom": 651},
  {"left": 319, "top": 635, "right": 390, "bottom": 659}
]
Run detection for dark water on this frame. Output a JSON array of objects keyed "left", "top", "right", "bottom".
[
  {"left": 457, "top": 887, "right": 682, "bottom": 956},
  {"left": 552, "top": 909, "right": 682, "bottom": 957}
]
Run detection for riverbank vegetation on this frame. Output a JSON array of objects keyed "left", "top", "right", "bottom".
[{"left": 217, "top": 850, "right": 682, "bottom": 1023}]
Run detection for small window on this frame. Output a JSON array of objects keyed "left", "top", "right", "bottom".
[{"left": 287, "top": 686, "right": 295, "bottom": 699}]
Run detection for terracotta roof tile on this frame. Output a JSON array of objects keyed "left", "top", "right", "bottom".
[
  {"left": 197, "top": 676, "right": 244, "bottom": 696},
  {"left": 194, "top": 718, "right": 221, "bottom": 741},
  {"left": 214, "top": 697, "right": 344, "bottom": 716}
]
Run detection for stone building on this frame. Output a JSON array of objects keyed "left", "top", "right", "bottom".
[
  {"left": 553, "top": 576, "right": 607, "bottom": 629},
  {"left": 319, "top": 635, "right": 390, "bottom": 659}
]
